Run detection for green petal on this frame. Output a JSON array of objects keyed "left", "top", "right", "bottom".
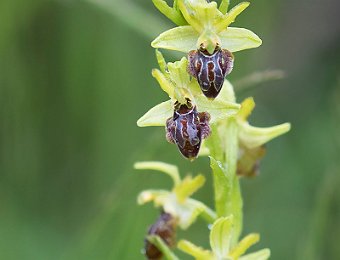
[
  {"left": 147, "top": 235, "right": 179, "bottom": 260},
  {"left": 239, "top": 248, "right": 271, "bottom": 260},
  {"left": 174, "top": 175, "right": 205, "bottom": 203},
  {"left": 229, "top": 233, "right": 260, "bottom": 258},
  {"left": 178, "top": 240, "right": 214, "bottom": 260},
  {"left": 134, "top": 161, "right": 181, "bottom": 185},
  {"left": 152, "top": 26, "right": 198, "bottom": 53},
  {"left": 152, "top": 0, "right": 187, "bottom": 26},
  {"left": 152, "top": 69, "right": 175, "bottom": 98},
  {"left": 238, "top": 121, "right": 291, "bottom": 149},
  {"left": 194, "top": 96, "right": 240, "bottom": 124},
  {"left": 210, "top": 216, "right": 234, "bottom": 258},
  {"left": 219, "top": 27, "right": 262, "bottom": 52},
  {"left": 238, "top": 97, "right": 255, "bottom": 120},
  {"left": 216, "top": 2, "right": 250, "bottom": 31},
  {"left": 167, "top": 58, "right": 191, "bottom": 90},
  {"left": 137, "top": 100, "right": 173, "bottom": 127},
  {"left": 219, "top": 0, "right": 230, "bottom": 14},
  {"left": 156, "top": 49, "right": 167, "bottom": 74},
  {"left": 137, "top": 189, "right": 169, "bottom": 205}
]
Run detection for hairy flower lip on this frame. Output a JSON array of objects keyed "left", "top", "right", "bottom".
[
  {"left": 137, "top": 52, "right": 240, "bottom": 128},
  {"left": 166, "top": 101, "right": 211, "bottom": 160},
  {"left": 136, "top": 1, "right": 290, "bottom": 258}
]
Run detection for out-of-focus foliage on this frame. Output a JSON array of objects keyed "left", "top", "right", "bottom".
[{"left": 0, "top": 0, "right": 339, "bottom": 259}]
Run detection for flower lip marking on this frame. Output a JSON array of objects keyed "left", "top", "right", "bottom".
[
  {"left": 188, "top": 46, "right": 234, "bottom": 99},
  {"left": 166, "top": 100, "right": 211, "bottom": 160}
]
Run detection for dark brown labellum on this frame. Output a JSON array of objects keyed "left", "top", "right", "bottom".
[
  {"left": 188, "top": 48, "right": 234, "bottom": 99},
  {"left": 144, "top": 212, "right": 177, "bottom": 260},
  {"left": 166, "top": 101, "right": 211, "bottom": 160}
]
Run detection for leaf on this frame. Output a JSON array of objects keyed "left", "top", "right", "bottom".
[
  {"left": 219, "top": 27, "right": 262, "bottom": 52},
  {"left": 210, "top": 216, "right": 234, "bottom": 258},
  {"left": 152, "top": 26, "right": 199, "bottom": 53},
  {"left": 137, "top": 100, "right": 173, "bottom": 127},
  {"left": 134, "top": 161, "right": 181, "bottom": 185}
]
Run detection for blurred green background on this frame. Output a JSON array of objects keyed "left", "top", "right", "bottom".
[{"left": 0, "top": 0, "right": 339, "bottom": 259}]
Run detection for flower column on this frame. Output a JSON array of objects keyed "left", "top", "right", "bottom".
[{"left": 135, "top": 1, "right": 290, "bottom": 259}]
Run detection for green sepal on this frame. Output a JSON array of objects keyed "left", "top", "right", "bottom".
[
  {"left": 219, "top": 27, "right": 262, "bottom": 52},
  {"left": 137, "top": 100, "right": 173, "bottom": 127},
  {"left": 194, "top": 96, "right": 240, "bottom": 124},
  {"left": 134, "top": 161, "right": 180, "bottom": 185},
  {"left": 152, "top": 26, "right": 198, "bottom": 53},
  {"left": 238, "top": 122, "right": 291, "bottom": 149},
  {"left": 152, "top": 26, "right": 261, "bottom": 53}
]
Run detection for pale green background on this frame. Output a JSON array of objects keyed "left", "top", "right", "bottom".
[{"left": 0, "top": 0, "right": 339, "bottom": 259}]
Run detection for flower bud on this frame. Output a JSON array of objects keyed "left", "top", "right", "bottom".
[
  {"left": 237, "top": 145, "right": 266, "bottom": 177},
  {"left": 144, "top": 212, "right": 177, "bottom": 260},
  {"left": 188, "top": 47, "right": 234, "bottom": 99}
]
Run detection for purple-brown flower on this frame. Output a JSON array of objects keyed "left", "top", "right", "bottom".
[
  {"left": 166, "top": 101, "right": 211, "bottom": 160},
  {"left": 188, "top": 47, "right": 234, "bottom": 99},
  {"left": 144, "top": 212, "right": 177, "bottom": 260}
]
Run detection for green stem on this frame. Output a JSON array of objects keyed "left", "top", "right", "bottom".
[
  {"left": 207, "top": 83, "right": 243, "bottom": 245},
  {"left": 224, "top": 117, "right": 243, "bottom": 245}
]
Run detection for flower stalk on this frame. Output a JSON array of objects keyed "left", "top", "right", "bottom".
[{"left": 135, "top": 1, "right": 291, "bottom": 259}]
